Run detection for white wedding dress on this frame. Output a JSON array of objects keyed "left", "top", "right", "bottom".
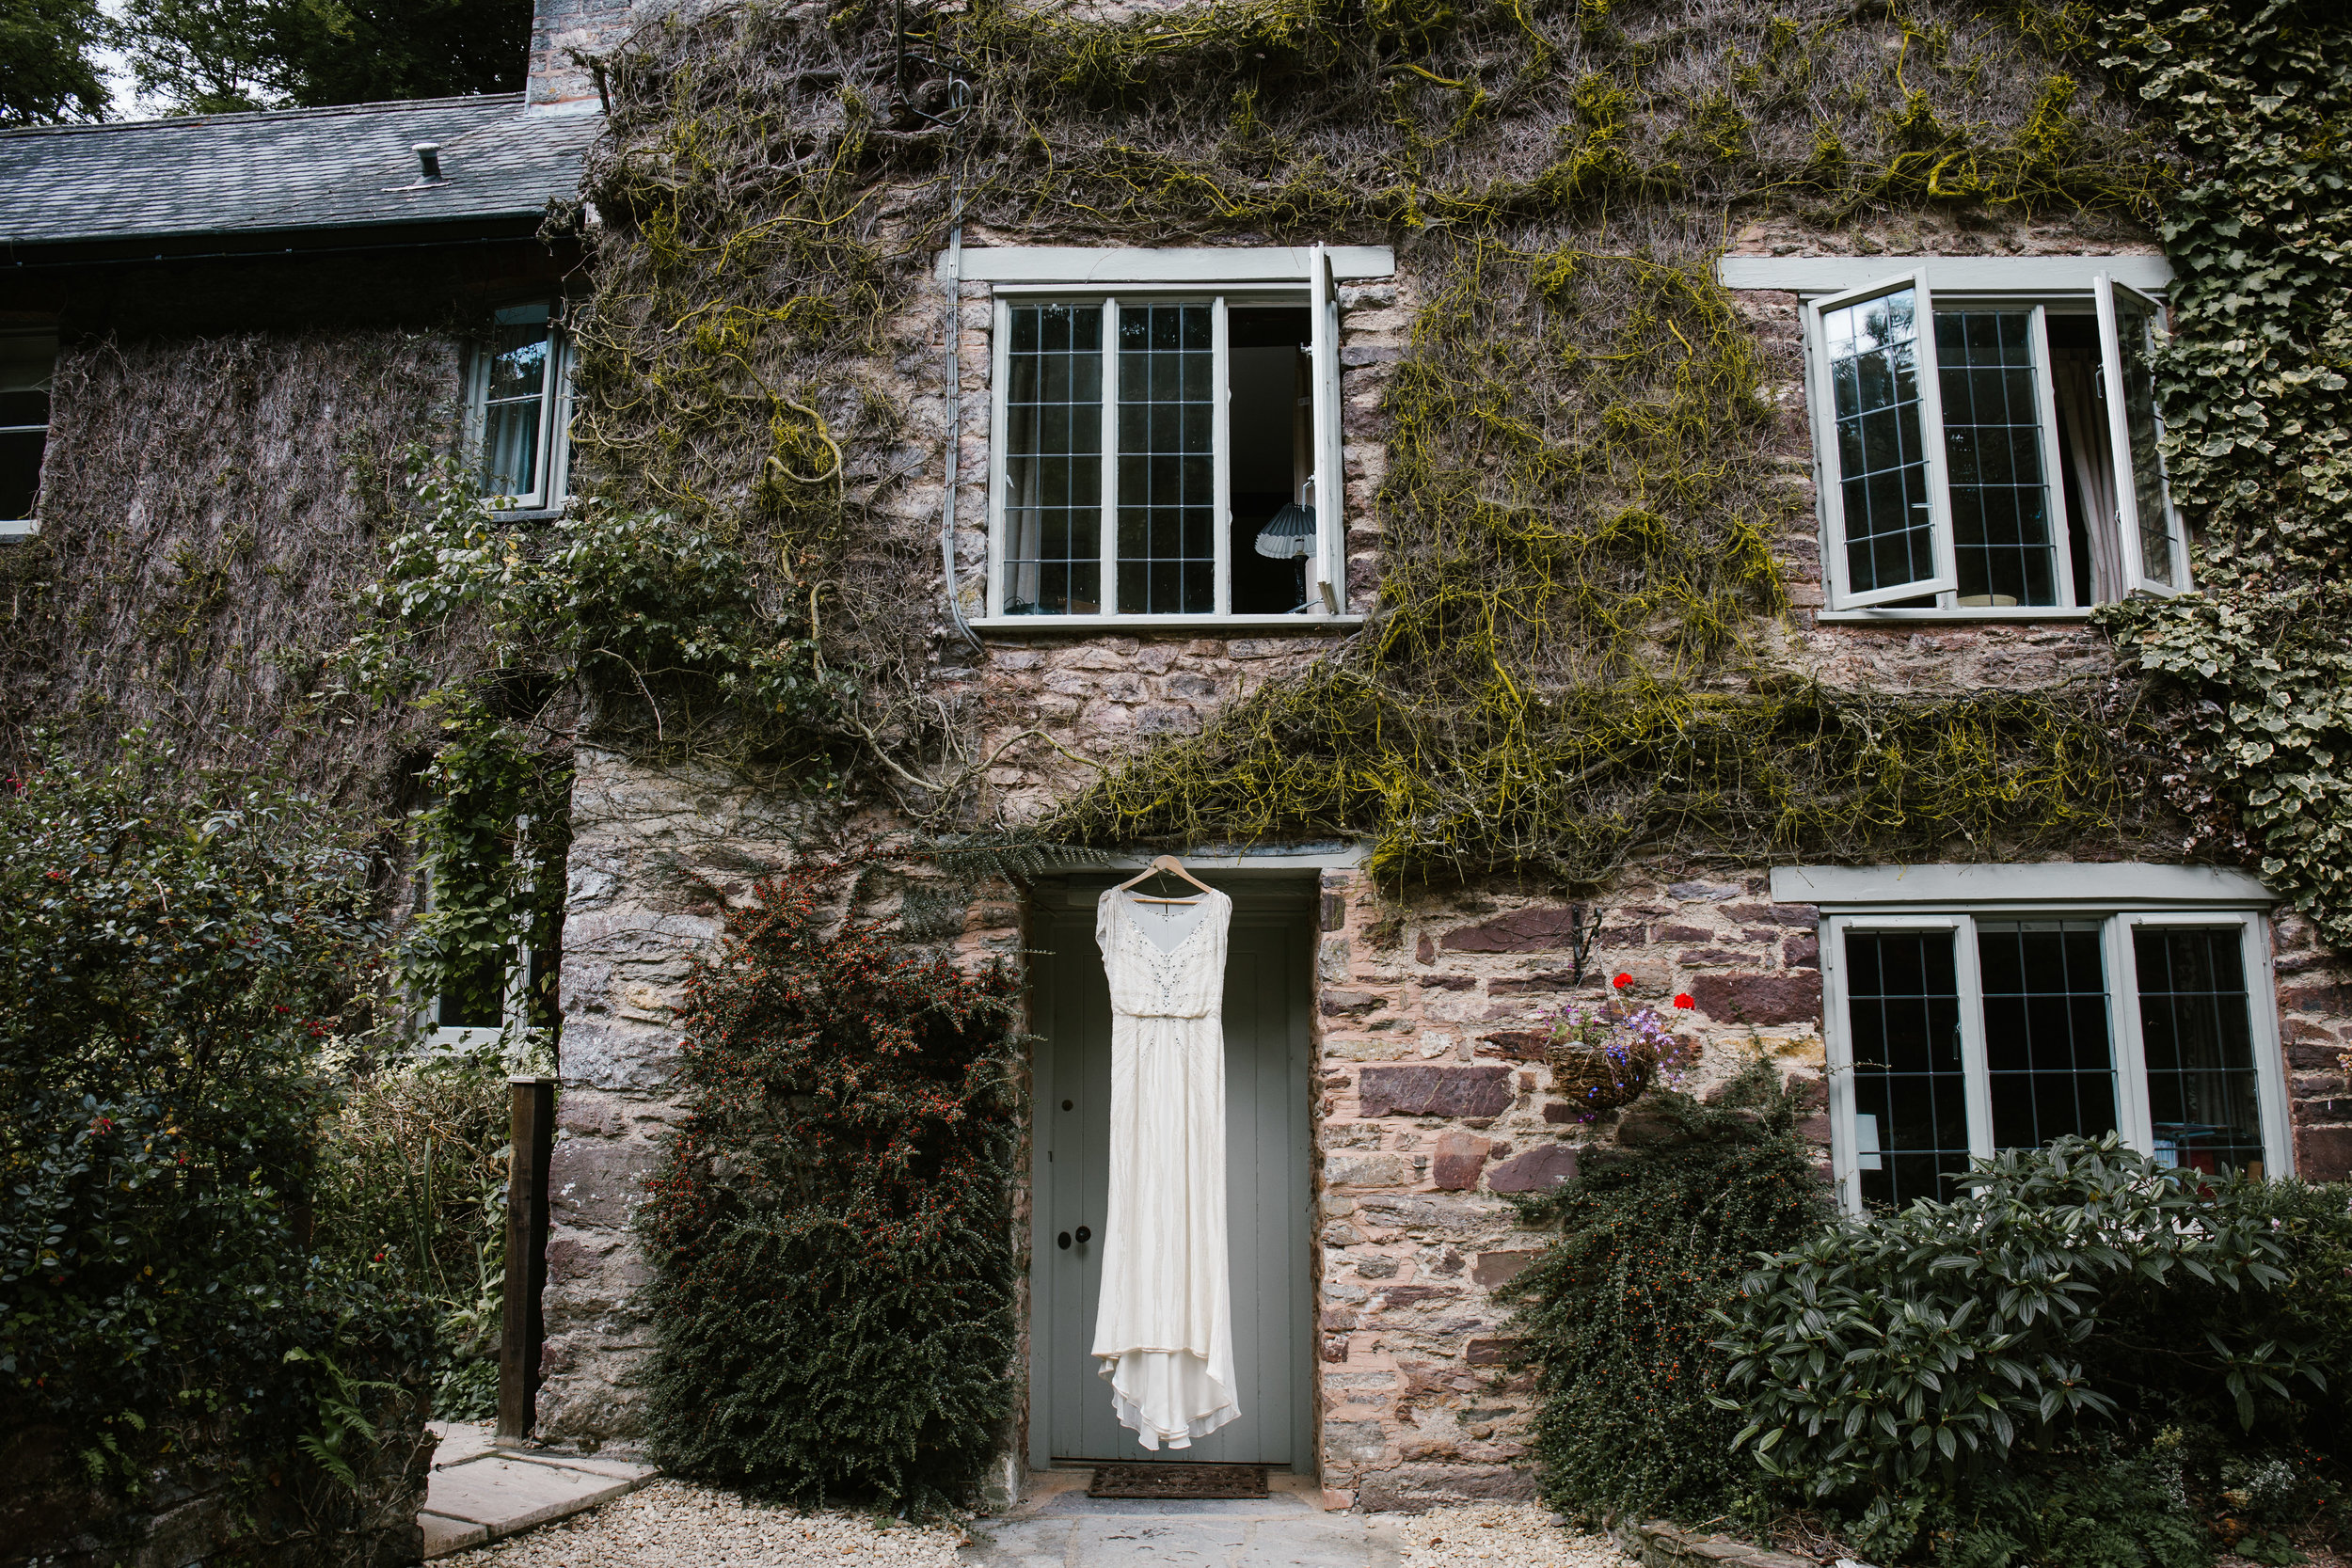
[{"left": 1089, "top": 885, "right": 1241, "bottom": 1449}]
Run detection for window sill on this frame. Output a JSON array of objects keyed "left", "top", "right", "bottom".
[
  {"left": 485, "top": 503, "right": 566, "bottom": 523},
  {"left": 970, "top": 613, "right": 1365, "bottom": 635},
  {"left": 0, "top": 520, "right": 38, "bottom": 542},
  {"left": 1816, "top": 606, "right": 2097, "bottom": 624}
]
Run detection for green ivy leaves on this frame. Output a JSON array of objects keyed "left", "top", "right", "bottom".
[{"left": 2090, "top": 0, "right": 2352, "bottom": 945}]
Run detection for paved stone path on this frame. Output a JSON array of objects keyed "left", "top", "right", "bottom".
[
  {"left": 421, "top": 1421, "right": 660, "bottom": 1559},
  {"left": 957, "top": 1472, "right": 1402, "bottom": 1568}
]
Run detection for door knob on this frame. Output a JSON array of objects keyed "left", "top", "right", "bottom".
[
  {"left": 1057, "top": 1231, "right": 1071, "bottom": 1250},
  {"left": 1075, "top": 1226, "right": 1092, "bottom": 1244}
]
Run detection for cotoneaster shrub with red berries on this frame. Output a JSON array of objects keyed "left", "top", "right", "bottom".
[{"left": 640, "top": 863, "right": 1025, "bottom": 1513}]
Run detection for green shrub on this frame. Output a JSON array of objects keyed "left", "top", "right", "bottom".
[
  {"left": 314, "top": 1049, "right": 512, "bottom": 1421},
  {"left": 640, "top": 863, "right": 1024, "bottom": 1513},
  {"left": 0, "top": 742, "right": 427, "bottom": 1490},
  {"left": 1503, "top": 1065, "right": 1833, "bottom": 1522},
  {"left": 1717, "top": 1136, "right": 2349, "bottom": 1560}
]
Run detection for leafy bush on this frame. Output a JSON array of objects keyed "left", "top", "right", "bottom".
[
  {"left": 640, "top": 863, "right": 1024, "bottom": 1513},
  {"left": 1717, "top": 1136, "right": 2352, "bottom": 1561},
  {"left": 342, "top": 454, "right": 852, "bottom": 773},
  {"left": 314, "top": 1049, "right": 512, "bottom": 1421},
  {"left": 1503, "top": 1065, "right": 1832, "bottom": 1522},
  {"left": 0, "top": 743, "right": 427, "bottom": 1489}
]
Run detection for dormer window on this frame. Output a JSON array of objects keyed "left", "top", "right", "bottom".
[{"left": 971, "top": 245, "right": 1390, "bottom": 626}]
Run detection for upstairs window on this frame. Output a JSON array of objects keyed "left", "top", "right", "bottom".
[
  {"left": 984, "top": 245, "right": 1358, "bottom": 622},
  {"left": 1, "top": 332, "right": 55, "bottom": 541},
  {"left": 1803, "top": 270, "right": 2185, "bottom": 612},
  {"left": 469, "top": 303, "right": 573, "bottom": 512}
]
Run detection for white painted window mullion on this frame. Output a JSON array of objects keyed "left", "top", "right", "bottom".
[
  {"left": 1822, "top": 916, "right": 1864, "bottom": 1215},
  {"left": 1954, "top": 916, "right": 1994, "bottom": 1164},
  {"left": 1212, "top": 295, "right": 1232, "bottom": 618},
  {"left": 2106, "top": 914, "right": 2155, "bottom": 1155},
  {"left": 1101, "top": 296, "right": 1120, "bottom": 616}
]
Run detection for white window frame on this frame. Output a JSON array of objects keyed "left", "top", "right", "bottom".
[
  {"left": 0, "top": 330, "right": 56, "bottom": 543},
  {"left": 1805, "top": 269, "right": 1961, "bottom": 608},
  {"left": 966, "top": 243, "right": 1389, "bottom": 630},
  {"left": 466, "top": 302, "right": 575, "bottom": 516},
  {"left": 2097, "top": 275, "right": 2189, "bottom": 595},
  {"left": 1784, "top": 863, "right": 2289, "bottom": 1212},
  {"left": 1759, "top": 256, "right": 2189, "bottom": 619}
]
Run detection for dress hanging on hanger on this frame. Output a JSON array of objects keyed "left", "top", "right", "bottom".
[{"left": 1090, "top": 856, "right": 1240, "bottom": 1449}]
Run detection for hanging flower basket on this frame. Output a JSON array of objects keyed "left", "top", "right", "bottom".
[{"left": 1540, "top": 988, "right": 1692, "bottom": 1118}]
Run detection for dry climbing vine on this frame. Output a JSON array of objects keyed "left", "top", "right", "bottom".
[{"left": 539, "top": 0, "right": 2175, "bottom": 880}]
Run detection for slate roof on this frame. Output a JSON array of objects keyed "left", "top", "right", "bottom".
[{"left": 0, "top": 94, "right": 601, "bottom": 250}]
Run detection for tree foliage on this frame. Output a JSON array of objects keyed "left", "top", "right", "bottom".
[
  {"left": 0, "top": 0, "right": 108, "bottom": 125},
  {"left": 639, "top": 863, "right": 1024, "bottom": 1513},
  {"left": 116, "top": 0, "right": 529, "bottom": 114},
  {"left": 0, "top": 740, "right": 425, "bottom": 1491}
]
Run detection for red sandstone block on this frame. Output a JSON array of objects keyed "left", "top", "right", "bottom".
[
  {"left": 1688, "top": 971, "right": 1822, "bottom": 1026},
  {"left": 1470, "top": 1250, "right": 1544, "bottom": 1289},
  {"left": 1359, "top": 1065, "right": 1515, "bottom": 1118},
  {"left": 2298, "top": 1125, "right": 2352, "bottom": 1182}
]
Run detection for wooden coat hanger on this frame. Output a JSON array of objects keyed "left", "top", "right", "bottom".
[{"left": 1115, "top": 852, "right": 1214, "bottom": 903}]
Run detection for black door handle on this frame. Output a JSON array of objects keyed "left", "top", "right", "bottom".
[
  {"left": 1075, "top": 1225, "right": 1091, "bottom": 1243},
  {"left": 1057, "top": 1231, "right": 1071, "bottom": 1250}
]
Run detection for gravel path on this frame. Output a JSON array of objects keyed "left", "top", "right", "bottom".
[
  {"left": 1399, "top": 1503, "right": 1632, "bottom": 1568},
  {"left": 438, "top": 1478, "right": 1636, "bottom": 1568},
  {"left": 438, "top": 1479, "right": 968, "bottom": 1568}
]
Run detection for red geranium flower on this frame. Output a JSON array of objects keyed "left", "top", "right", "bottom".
[
  {"left": 1673, "top": 992, "right": 1695, "bottom": 1009},
  {"left": 1612, "top": 973, "right": 1633, "bottom": 989}
]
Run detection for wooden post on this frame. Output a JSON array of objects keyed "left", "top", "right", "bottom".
[{"left": 497, "top": 1076, "right": 555, "bottom": 1445}]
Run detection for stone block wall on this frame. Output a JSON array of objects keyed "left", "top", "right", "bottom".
[
  {"left": 536, "top": 748, "right": 821, "bottom": 1447},
  {"left": 2273, "top": 913, "right": 2352, "bottom": 1181},
  {"left": 1304, "top": 865, "right": 1833, "bottom": 1508}
]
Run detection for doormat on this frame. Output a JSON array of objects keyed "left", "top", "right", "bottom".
[{"left": 1087, "top": 1463, "right": 1269, "bottom": 1499}]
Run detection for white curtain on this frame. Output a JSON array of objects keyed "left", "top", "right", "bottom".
[{"left": 2053, "top": 354, "right": 2122, "bottom": 604}]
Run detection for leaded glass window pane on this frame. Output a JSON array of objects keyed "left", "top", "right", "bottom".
[
  {"left": 2136, "top": 927, "right": 2265, "bottom": 1175},
  {"left": 1845, "top": 928, "right": 1969, "bottom": 1210},
  {"left": 481, "top": 304, "right": 551, "bottom": 499},
  {"left": 1978, "top": 920, "right": 2118, "bottom": 1149},
  {"left": 1825, "top": 288, "right": 1937, "bottom": 595},
  {"left": 1936, "top": 310, "right": 2059, "bottom": 607},
  {"left": 2111, "top": 294, "right": 2176, "bottom": 586},
  {"left": 2, "top": 334, "right": 54, "bottom": 523},
  {"left": 1116, "top": 303, "right": 1215, "bottom": 615},
  {"left": 1003, "top": 303, "right": 1104, "bottom": 614}
]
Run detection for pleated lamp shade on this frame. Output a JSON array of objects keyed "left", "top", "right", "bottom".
[{"left": 1253, "top": 502, "right": 1316, "bottom": 560}]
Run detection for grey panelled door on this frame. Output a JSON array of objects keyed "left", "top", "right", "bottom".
[{"left": 1030, "top": 882, "right": 1315, "bottom": 1466}]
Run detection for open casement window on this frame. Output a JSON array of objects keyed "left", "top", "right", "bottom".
[
  {"left": 0, "top": 332, "right": 56, "bottom": 540},
  {"left": 2098, "top": 276, "right": 2187, "bottom": 595},
  {"left": 1807, "top": 271, "right": 2186, "bottom": 611},
  {"left": 989, "top": 245, "right": 1346, "bottom": 620},
  {"left": 1823, "top": 910, "right": 2287, "bottom": 1212},
  {"left": 470, "top": 303, "right": 573, "bottom": 512},
  {"left": 1809, "top": 272, "right": 1959, "bottom": 607}
]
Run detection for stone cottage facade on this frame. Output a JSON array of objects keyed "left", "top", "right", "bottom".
[{"left": 6, "top": 0, "right": 2347, "bottom": 1517}]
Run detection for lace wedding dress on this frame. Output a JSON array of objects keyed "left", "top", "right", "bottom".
[{"left": 1089, "top": 885, "right": 1241, "bottom": 1449}]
